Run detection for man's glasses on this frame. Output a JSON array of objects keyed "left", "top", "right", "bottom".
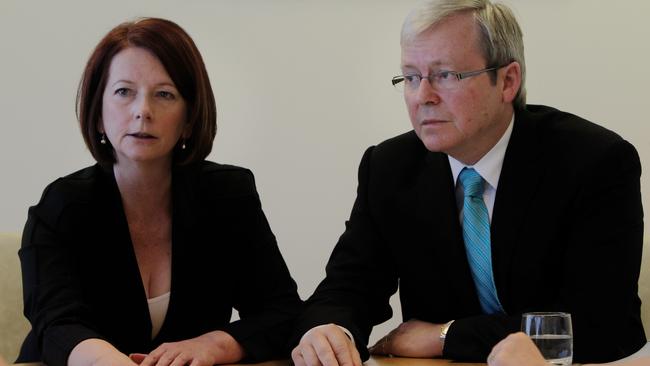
[{"left": 391, "top": 65, "right": 506, "bottom": 92}]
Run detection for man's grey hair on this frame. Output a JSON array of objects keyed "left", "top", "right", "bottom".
[{"left": 401, "top": 0, "right": 526, "bottom": 110}]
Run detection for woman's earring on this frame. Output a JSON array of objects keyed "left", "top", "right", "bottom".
[{"left": 100, "top": 134, "right": 106, "bottom": 145}]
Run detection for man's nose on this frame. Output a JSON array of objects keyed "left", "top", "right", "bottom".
[{"left": 415, "top": 78, "right": 441, "bottom": 105}]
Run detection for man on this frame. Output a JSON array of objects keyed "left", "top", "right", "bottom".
[{"left": 291, "top": 1, "right": 646, "bottom": 365}]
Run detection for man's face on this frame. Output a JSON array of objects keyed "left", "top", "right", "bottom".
[{"left": 401, "top": 12, "right": 513, "bottom": 164}]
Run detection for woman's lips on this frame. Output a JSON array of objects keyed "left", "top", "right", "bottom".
[{"left": 129, "top": 132, "right": 156, "bottom": 139}]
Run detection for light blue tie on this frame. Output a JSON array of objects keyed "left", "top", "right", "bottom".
[{"left": 459, "top": 168, "right": 504, "bottom": 314}]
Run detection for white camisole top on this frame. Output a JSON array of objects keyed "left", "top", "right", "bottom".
[{"left": 147, "top": 292, "right": 170, "bottom": 339}]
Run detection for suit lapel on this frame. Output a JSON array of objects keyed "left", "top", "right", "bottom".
[
  {"left": 491, "top": 110, "right": 546, "bottom": 312},
  {"left": 99, "top": 166, "right": 154, "bottom": 347},
  {"left": 154, "top": 164, "right": 200, "bottom": 342},
  {"left": 397, "top": 151, "right": 481, "bottom": 311}
]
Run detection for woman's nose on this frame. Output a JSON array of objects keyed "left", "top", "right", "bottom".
[{"left": 133, "top": 94, "right": 153, "bottom": 121}]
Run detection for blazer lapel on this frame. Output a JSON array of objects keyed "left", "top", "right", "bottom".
[
  {"left": 98, "top": 166, "right": 154, "bottom": 347},
  {"left": 396, "top": 151, "right": 481, "bottom": 312},
  {"left": 153, "top": 164, "right": 200, "bottom": 342}
]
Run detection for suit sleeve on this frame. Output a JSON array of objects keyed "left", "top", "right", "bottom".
[
  {"left": 558, "top": 139, "right": 645, "bottom": 361},
  {"left": 443, "top": 139, "right": 646, "bottom": 363},
  {"left": 217, "top": 171, "right": 303, "bottom": 362},
  {"left": 290, "top": 147, "right": 399, "bottom": 361},
  {"left": 19, "top": 189, "right": 105, "bottom": 366}
]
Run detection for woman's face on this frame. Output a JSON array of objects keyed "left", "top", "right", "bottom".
[{"left": 101, "top": 47, "right": 188, "bottom": 167}]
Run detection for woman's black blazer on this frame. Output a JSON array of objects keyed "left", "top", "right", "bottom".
[{"left": 17, "top": 161, "right": 302, "bottom": 365}]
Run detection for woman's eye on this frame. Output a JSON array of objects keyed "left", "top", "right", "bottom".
[
  {"left": 115, "top": 88, "right": 131, "bottom": 97},
  {"left": 157, "top": 91, "right": 175, "bottom": 100}
]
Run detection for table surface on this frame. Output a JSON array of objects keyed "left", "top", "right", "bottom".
[
  {"left": 15, "top": 341, "right": 650, "bottom": 365},
  {"left": 15, "top": 356, "right": 486, "bottom": 366},
  {"left": 226, "top": 356, "right": 486, "bottom": 366}
]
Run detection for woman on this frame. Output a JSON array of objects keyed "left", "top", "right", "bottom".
[
  {"left": 488, "top": 333, "right": 650, "bottom": 366},
  {"left": 17, "top": 18, "right": 302, "bottom": 366}
]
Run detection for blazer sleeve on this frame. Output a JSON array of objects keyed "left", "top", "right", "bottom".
[
  {"left": 290, "top": 147, "right": 399, "bottom": 361},
  {"left": 19, "top": 184, "right": 106, "bottom": 366},
  {"left": 215, "top": 170, "right": 303, "bottom": 362},
  {"left": 444, "top": 139, "right": 646, "bottom": 363}
]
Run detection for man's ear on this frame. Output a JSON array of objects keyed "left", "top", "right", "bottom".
[{"left": 500, "top": 61, "right": 522, "bottom": 104}]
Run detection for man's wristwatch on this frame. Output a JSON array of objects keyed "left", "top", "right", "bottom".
[{"left": 439, "top": 320, "right": 455, "bottom": 347}]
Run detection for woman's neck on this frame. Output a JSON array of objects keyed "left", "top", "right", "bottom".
[{"left": 113, "top": 159, "right": 173, "bottom": 215}]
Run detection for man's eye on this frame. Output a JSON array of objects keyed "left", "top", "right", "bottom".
[
  {"left": 438, "top": 71, "right": 452, "bottom": 80},
  {"left": 404, "top": 75, "right": 419, "bottom": 83}
]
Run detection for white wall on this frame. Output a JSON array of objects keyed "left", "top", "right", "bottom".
[{"left": 1, "top": 1, "right": 648, "bottom": 345}]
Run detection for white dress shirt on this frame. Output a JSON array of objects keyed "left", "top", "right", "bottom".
[{"left": 448, "top": 116, "right": 514, "bottom": 223}]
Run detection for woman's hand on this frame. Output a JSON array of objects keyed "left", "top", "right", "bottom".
[
  {"left": 68, "top": 338, "right": 137, "bottom": 366},
  {"left": 138, "top": 330, "right": 244, "bottom": 366}
]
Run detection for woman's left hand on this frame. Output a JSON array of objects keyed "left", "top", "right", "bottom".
[{"left": 137, "top": 330, "right": 244, "bottom": 366}]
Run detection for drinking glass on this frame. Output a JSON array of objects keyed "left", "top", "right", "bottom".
[{"left": 521, "top": 312, "right": 573, "bottom": 366}]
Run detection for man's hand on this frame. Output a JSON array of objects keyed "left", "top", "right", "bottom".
[
  {"left": 292, "top": 324, "right": 362, "bottom": 366},
  {"left": 368, "top": 319, "right": 443, "bottom": 358},
  {"left": 487, "top": 332, "right": 547, "bottom": 366}
]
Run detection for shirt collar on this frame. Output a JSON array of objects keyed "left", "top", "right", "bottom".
[{"left": 448, "top": 115, "right": 515, "bottom": 189}]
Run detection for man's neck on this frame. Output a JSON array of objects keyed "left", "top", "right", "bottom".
[{"left": 448, "top": 107, "right": 514, "bottom": 165}]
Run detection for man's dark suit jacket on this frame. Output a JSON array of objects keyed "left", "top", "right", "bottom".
[
  {"left": 294, "top": 104, "right": 646, "bottom": 363},
  {"left": 17, "top": 161, "right": 302, "bottom": 366}
]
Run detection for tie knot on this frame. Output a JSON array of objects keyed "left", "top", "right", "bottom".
[{"left": 459, "top": 168, "right": 484, "bottom": 198}]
